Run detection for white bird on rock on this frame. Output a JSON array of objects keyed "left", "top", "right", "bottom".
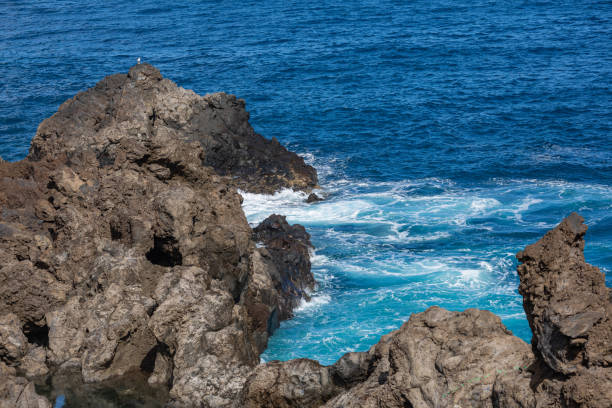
[{"left": 137, "top": 57, "right": 141, "bottom": 64}]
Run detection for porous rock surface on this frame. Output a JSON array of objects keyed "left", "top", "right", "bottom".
[
  {"left": 0, "top": 64, "right": 316, "bottom": 407},
  {"left": 239, "top": 308, "right": 533, "bottom": 408},
  {"left": 238, "top": 213, "right": 611, "bottom": 408}
]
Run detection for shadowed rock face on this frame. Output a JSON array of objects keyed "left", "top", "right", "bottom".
[
  {"left": 253, "top": 214, "right": 315, "bottom": 321},
  {"left": 238, "top": 213, "right": 612, "bottom": 408},
  {"left": 0, "top": 65, "right": 316, "bottom": 407}
]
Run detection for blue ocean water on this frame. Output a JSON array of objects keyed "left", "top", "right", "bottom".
[{"left": 1, "top": 0, "right": 611, "bottom": 368}]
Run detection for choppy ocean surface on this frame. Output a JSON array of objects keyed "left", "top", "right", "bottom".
[{"left": 2, "top": 0, "right": 611, "bottom": 375}]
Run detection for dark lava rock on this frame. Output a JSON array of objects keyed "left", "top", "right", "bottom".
[
  {"left": 0, "top": 64, "right": 317, "bottom": 407},
  {"left": 306, "top": 193, "right": 323, "bottom": 203},
  {"left": 238, "top": 213, "right": 612, "bottom": 408},
  {"left": 253, "top": 214, "right": 315, "bottom": 321}
]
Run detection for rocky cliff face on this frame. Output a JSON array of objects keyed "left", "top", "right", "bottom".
[
  {"left": 238, "top": 213, "right": 611, "bottom": 408},
  {"left": 0, "top": 64, "right": 316, "bottom": 407}
]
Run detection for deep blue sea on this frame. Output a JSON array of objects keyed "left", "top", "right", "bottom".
[{"left": 1, "top": 0, "right": 611, "bottom": 372}]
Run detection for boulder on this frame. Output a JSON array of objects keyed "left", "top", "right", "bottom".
[{"left": 306, "top": 193, "right": 323, "bottom": 203}]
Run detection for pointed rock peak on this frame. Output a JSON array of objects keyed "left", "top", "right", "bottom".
[
  {"left": 517, "top": 212, "right": 611, "bottom": 375},
  {"left": 127, "top": 63, "right": 162, "bottom": 82}
]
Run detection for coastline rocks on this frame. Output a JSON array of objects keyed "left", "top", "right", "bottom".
[
  {"left": 306, "top": 193, "right": 323, "bottom": 203},
  {"left": 253, "top": 215, "right": 315, "bottom": 321},
  {"left": 517, "top": 212, "right": 612, "bottom": 407},
  {"left": 239, "top": 213, "right": 611, "bottom": 407},
  {"left": 0, "top": 64, "right": 317, "bottom": 407},
  {"left": 29, "top": 63, "right": 317, "bottom": 195},
  {"left": 238, "top": 307, "right": 533, "bottom": 408},
  {"left": 517, "top": 212, "right": 611, "bottom": 374},
  {"left": 242, "top": 214, "right": 315, "bottom": 355},
  {"left": 2, "top": 62, "right": 610, "bottom": 407}
]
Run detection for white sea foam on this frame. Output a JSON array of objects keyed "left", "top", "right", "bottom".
[
  {"left": 310, "top": 249, "right": 331, "bottom": 266},
  {"left": 469, "top": 197, "right": 501, "bottom": 213},
  {"left": 239, "top": 188, "right": 309, "bottom": 224},
  {"left": 294, "top": 293, "right": 332, "bottom": 312},
  {"left": 242, "top": 171, "right": 608, "bottom": 359},
  {"left": 512, "top": 197, "right": 543, "bottom": 222}
]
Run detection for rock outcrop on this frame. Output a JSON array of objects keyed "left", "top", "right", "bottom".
[
  {"left": 0, "top": 64, "right": 317, "bottom": 407},
  {"left": 306, "top": 193, "right": 323, "bottom": 203},
  {"left": 252, "top": 215, "right": 315, "bottom": 321},
  {"left": 28, "top": 64, "right": 317, "bottom": 195},
  {"left": 238, "top": 213, "right": 611, "bottom": 408},
  {"left": 517, "top": 212, "right": 612, "bottom": 407},
  {"left": 239, "top": 308, "right": 534, "bottom": 408}
]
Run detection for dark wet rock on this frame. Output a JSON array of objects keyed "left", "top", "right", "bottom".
[
  {"left": 240, "top": 214, "right": 315, "bottom": 356},
  {"left": 239, "top": 213, "right": 612, "bottom": 408},
  {"left": 253, "top": 215, "right": 315, "bottom": 321},
  {"left": 0, "top": 64, "right": 316, "bottom": 407},
  {"left": 306, "top": 193, "right": 323, "bottom": 203}
]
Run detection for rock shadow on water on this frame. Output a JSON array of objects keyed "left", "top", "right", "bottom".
[{"left": 35, "top": 369, "right": 169, "bottom": 408}]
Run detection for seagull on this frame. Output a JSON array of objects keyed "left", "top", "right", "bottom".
[{"left": 137, "top": 57, "right": 141, "bottom": 64}]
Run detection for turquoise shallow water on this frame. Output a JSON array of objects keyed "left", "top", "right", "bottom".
[
  {"left": 2, "top": 0, "right": 611, "bottom": 370},
  {"left": 244, "top": 171, "right": 612, "bottom": 364}
]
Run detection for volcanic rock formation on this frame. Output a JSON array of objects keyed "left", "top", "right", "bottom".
[
  {"left": 238, "top": 213, "right": 611, "bottom": 408},
  {"left": 0, "top": 64, "right": 316, "bottom": 407}
]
